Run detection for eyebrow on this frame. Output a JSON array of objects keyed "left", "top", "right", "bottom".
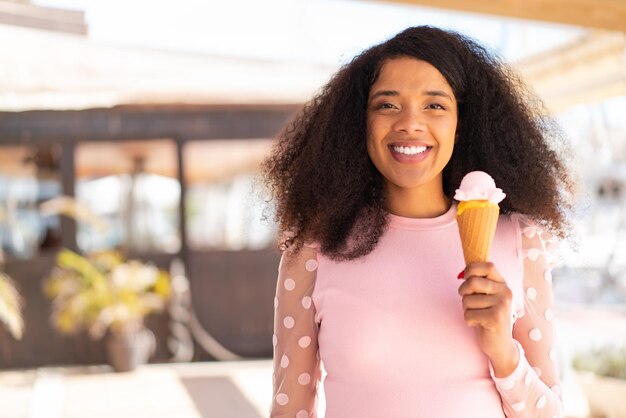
[{"left": 369, "top": 89, "right": 453, "bottom": 102}]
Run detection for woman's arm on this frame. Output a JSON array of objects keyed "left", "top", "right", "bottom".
[
  {"left": 270, "top": 244, "right": 321, "bottom": 418},
  {"left": 488, "top": 216, "right": 564, "bottom": 417}
]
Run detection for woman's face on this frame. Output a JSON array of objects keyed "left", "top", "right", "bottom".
[{"left": 366, "top": 57, "right": 458, "bottom": 196}]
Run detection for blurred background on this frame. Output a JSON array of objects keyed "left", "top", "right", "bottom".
[{"left": 0, "top": 0, "right": 625, "bottom": 417}]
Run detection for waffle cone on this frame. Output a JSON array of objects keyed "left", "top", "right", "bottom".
[{"left": 456, "top": 205, "right": 499, "bottom": 264}]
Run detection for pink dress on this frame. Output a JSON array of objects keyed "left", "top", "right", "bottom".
[{"left": 270, "top": 203, "right": 564, "bottom": 417}]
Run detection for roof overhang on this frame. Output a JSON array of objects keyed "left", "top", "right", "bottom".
[{"left": 373, "top": 0, "right": 626, "bottom": 32}]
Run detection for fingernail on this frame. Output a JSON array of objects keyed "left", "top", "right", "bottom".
[{"left": 457, "top": 270, "right": 465, "bottom": 280}]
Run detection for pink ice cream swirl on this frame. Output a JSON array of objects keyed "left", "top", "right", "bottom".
[{"left": 453, "top": 171, "right": 506, "bottom": 204}]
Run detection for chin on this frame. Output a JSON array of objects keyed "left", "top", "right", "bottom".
[{"left": 386, "top": 171, "right": 442, "bottom": 191}]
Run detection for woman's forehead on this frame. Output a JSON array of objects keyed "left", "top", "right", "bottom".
[{"left": 370, "top": 58, "right": 455, "bottom": 97}]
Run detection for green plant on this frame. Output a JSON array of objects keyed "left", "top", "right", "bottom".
[
  {"left": 573, "top": 345, "right": 626, "bottom": 379},
  {"left": 44, "top": 249, "right": 170, "bottom": 339},
  {"left": 0, "top": 271, "right": 23, "bottom": 339}
]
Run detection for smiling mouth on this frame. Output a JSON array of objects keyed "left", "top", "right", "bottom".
[{"left": 390, "top": 145, "right": 432, "bottom": 155}]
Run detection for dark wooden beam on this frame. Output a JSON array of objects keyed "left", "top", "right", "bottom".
[
  {"left": 59, "top": 143, "right": 78, "bottom": 251},
  {"left": 0, "top": 104, "right": 302, "bottom": 145},
  {"left": 176, "top": 138, "right": 188, "bottom": 263},
  {"left": 375, "top": 0, "right": 626, "bottom": 32},
  {"left": 0, "top": 1, "right": 87, "bottom": 35}
]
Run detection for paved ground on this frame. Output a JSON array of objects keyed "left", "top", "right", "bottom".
[
  {"left": 0, "top": 360, "right": 276, "bottom": 418},
  {"left": 0, "top": 357, "right": 590, "bottom": 418}
]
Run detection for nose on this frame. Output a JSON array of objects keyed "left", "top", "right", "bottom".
[{"left": 392, "top": 107, "right": 426, "bottom": 133}]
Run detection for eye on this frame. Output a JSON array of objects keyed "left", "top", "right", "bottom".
[
  {"left": 374, "top": 102, "right": 397, "bottom": 110},
  {"left": 426, "top": 103, "right": 446, "bottom": 110}
]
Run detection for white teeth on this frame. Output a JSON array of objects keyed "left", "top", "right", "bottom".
[{"left": 392, "top": 145, "right": 428, "bottom": 155}]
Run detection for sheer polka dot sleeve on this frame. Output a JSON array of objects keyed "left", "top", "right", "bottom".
[
  {"left": 489, "top": 215, "right": 564, "bottom": 417},
  {"left": 270, "top": 244, "right": 321, "bottom": 418}
]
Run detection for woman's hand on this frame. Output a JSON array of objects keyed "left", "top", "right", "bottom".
[{"left": 458, "top": 262, "right": 519, "bottom": 377}]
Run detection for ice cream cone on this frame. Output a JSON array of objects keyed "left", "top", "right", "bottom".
[
  {"left": 454, "top": 171, "right": 506, "bottom": 265},
  {"left": 456, "top": 201, "right": 499, "bottom": 264}
]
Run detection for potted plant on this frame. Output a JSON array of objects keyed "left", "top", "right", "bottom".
[
  {"left": 43, "top": 249, "right": 170, "bottom": 371},
  {"left": 573, "top": 345, "right": 626, "bottom": 418}
]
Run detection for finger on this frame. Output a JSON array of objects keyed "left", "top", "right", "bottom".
[
  {"left": 464, "top": 305, "right": 511, "bottom": 331},
  {"left": 463, "top": 307, "right": 506, "bottom": 330},
  {"left": 462, "top": 293, "right": 498, "bottom": 310},
  {"left": 464, "top": 262, "right": 505, "bottom": 284},
  {"left": 463, "top": 307, "right": 493, "bottom": 327},
  {"left": 458, "top": 276, "right": 508, "bottom": 296}
]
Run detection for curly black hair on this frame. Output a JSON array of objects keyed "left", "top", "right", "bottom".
[{"left": 262, "top": 25, "right": 574, "bottom": 261}]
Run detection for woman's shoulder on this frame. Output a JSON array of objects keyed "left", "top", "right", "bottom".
[
  {"left": 278, "top": 230, "right": 320, "bottom": 263},
  {"left": 278, "top": 228, "right": 320, "bottom": 253},
  {"left": 506, "top": 211, "right": 559, "bottom": 263},
  {"left": 303, "top": 241, "right": 321, "bottom": 251},
  {"left": 279, "top": 240, "right": 320, "bottom": 278},
  {"left": 507, "top": 211, "right": 556, "bottom": 240}
]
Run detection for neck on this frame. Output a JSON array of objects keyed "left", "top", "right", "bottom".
[{"left": 384, "top": 182, "right": 452, "bottom": 219}]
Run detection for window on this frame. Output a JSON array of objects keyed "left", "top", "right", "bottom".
[
  {"left": 0, "top": 145, "right": 62, "bottom": 259},
  {"left": 75, "top": 140, "right": 181, "bottom": 254},
  {"left": 184, "top": 139, "right": 276, "bottom": 250}
]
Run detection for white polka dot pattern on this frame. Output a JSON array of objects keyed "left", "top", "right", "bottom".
[
  {"left": 536, "top": 395, "right": 547, "bottom": 409},
  {"left": 284, "top": 278, "right": 296, "bottom": 291},
  {"left": 271, "top": 246, "right": 320, "bottom": 416},
  {"left": 529, "top": 328, "right": 542, "bottom": 341},
  {"left": 544, "top": 308, "right": 553, "bottom": 321},
  {"left": 298, "top": 373, "right": 311, "bottom": 385},
  {"left": 549, "top": 348, "right": 557, "bottom": 362},
  {"left": 523, "top": 226, "right": 536, "bottom": 238},
  {"left": 496, "top": 215, "right": 564, "bottom": 417},
  {"left": 276, "top": 393, "right": 289, "bottom": 406},
  {"left": 524, "top": 371, "right": 532, "bottom": 386},
  {"left": 526, "top": 248, "right": 541, "bottom": 261},
  {"left": 305, "top": 259, "right": 318, "bottom": 271},
  {"left": 544, "top": 269, "right": 552, "bottom": 282},
  {"left": 283, "top": 316, "right": 295, "bottom": 329},
  {"left": 511, "top": 401, "right": 525, "bottom": 411},
  {"left": 298, "top": 336, "right": 311, "bottom": 348}
]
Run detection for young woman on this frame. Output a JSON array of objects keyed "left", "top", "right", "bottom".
[{"left": 263, "top": 25, "right": 573, "bottom": 418}]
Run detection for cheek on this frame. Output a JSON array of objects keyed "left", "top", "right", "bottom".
[
  {"left": 434, "top": 122, "right": 457, "bottom": 165},
  {"left": 365, "top": 135, "right": 378, "bottom": 165},
  {"left": 441, "top": 137, "right": 455, "bottom": 159},
  {"left": 365, "top": 121, "right": 381, "bottom": 157},
  {"left": 441, "top": 121, "right": 458, "bottom": 150}
]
